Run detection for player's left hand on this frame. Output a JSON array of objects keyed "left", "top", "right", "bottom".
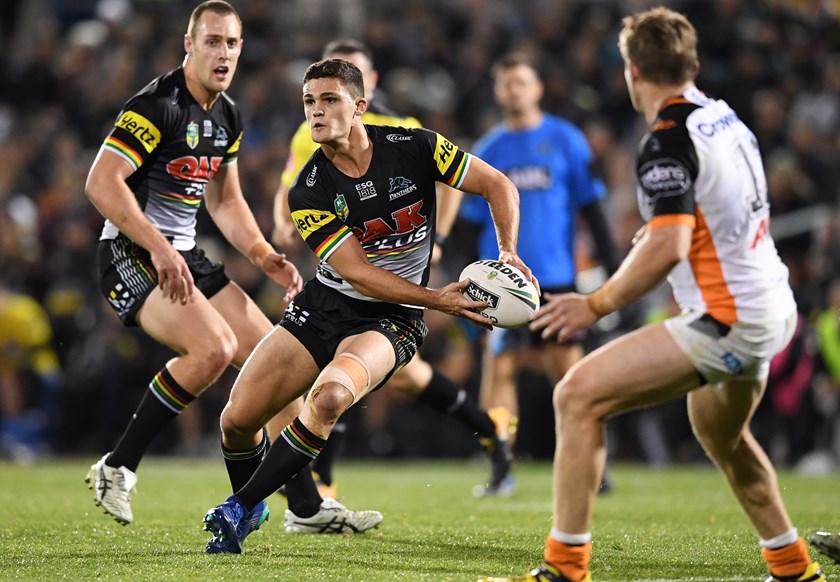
[
  {"left": 497, "top": 251, "right": 541, "bottom": 296},
  {"left": 260, "top": 252, "right": 303, "bottom": 302},
  {"left": 530, "top": 292, "right": 598, "bottom": 342}
]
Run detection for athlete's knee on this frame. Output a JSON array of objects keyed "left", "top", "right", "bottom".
[
  {"left": 307, "top": 353, "right": 371, "bottom": 426},
  {"left": 219, "top": 401, "right": 261, "bottom": 446},
  {"left": 552, "top": 363, "right": 599, "bottom": 420},
  {"left": 199, "top": 327, "right": 238, "bottom": 376}
]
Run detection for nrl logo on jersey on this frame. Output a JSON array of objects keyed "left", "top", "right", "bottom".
[
  {"left": 386, "top": 133, "right": 412, "bottom": 142},
  {"left": 334, "top": 194, "right": 349, "bottom": 221},
  {"left": 388, "top": 176, "right": 417, "bottom": 200},
  {"left": 306, "top": 165, "right": 318, "bottom": 187},
  {"left": 214, "top": 127, "right": 228, "bottom": 147},
  {"left": 186, "top": 121, "right": 199, "bottom": 149}
]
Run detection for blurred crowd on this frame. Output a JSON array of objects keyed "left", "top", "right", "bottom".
[{"left": 1, "top": 0, "right": 839, "bottom": 470}]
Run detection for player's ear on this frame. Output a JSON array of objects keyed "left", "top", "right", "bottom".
[
  {"left": 184, "top": 33, "right": 192, "bottom": 56},
  {"left": 354, "top": 97, "right": 368, "bottom": 117}
]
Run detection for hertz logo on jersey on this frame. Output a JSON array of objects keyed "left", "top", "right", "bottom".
[
  {"left": 434, "top": 133, "right": 459, "bottom": 175},
  {"left": 116, "top": 110, "right": 161, "bottom": 153},
  {"left": 292, "top": 208, "right": 336, "bottom": 240}
]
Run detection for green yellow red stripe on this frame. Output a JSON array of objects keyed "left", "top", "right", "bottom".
[
  {"left": 281, "top": 420, "right": 324, "bottom": 459},
  {"left": 104, "top": 136, "right": 142, "bottom": 170},
  {"left": 446, "top": 153, "right": 471, "bottom": 189},
  {"left": 151, "top": 371, "right": 191, "bottom": 412},
  {"left": 158, "top": 191, "right": 203, "bottom": 208},
  {"left": 315, "top": 226, "right": 352, "bottom": 260}
]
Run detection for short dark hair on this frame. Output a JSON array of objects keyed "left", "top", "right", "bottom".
[
  {"left": 188, "top": 1, "right": 241, "bottom": 38},
  {"left": 322, "top": 38, "right": 373, "bottom": 62},
  {"left": 491, "top": 52, "right": 540, "bottom": 81},
  {"left": 304, "top": 59, "right": 365, "bottom": 99}
]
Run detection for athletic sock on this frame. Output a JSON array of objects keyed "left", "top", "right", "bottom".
[
  {"left": 416, "top": 369, "right": 495, "bottom": 438},
  {"left": 222, "top": 429, "right": 268, "bottom": 492},
  {"left": 235, "top": 417, "right": 326, "bottom": 511},
  {"left": 761, "top": 537, "right": 812, "bottom": 578},
  {"left": 284, "top": 468, "right": 323, "bottom": 518},
  {"left": 107, "top": 367, "right": 195, "bottom": 472},
  {"left": 311, "top": 422, "right": 346, "bottom": 486},
  {"left": 545, "top": 534, "right": 592, "bottom": 581}
]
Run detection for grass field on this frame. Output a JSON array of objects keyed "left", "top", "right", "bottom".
[{"left": 0, "top": 458, "right": 837, "bottom": 581}]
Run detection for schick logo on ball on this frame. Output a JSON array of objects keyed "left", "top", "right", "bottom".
[{"left": 466, "top": 282, "right": 500, "bottom": 309}]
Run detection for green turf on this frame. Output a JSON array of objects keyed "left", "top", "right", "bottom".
[{"left": 0, "top": 458, "right": 837, "bottom": 581}]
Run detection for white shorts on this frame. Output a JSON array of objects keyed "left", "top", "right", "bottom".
[{"left": 664, "top": 310, "right": 797, "bottom": 386}]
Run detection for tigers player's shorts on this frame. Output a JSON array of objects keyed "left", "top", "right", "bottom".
[
  {"left": 488, "top": 284, "right": 583, "bottom": 355},
  {"left": 280, "top": 278, "right": 427, "bottom": 387},
  {"left": 97, "top": 235, "right": 229, "bottom": 327},
  {"left": 664, "top": 309, "right": 797, "bottom": 386}
]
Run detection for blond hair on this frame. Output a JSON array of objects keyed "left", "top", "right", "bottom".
[{"left": 618, "top": 6, "right": 698, "bottom": 85}]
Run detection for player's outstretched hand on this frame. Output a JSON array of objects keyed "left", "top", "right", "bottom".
[
  {"left": 261, "top": 252, "right": 303, "bottom": 302},
  {"left": 530, "top": 292, "right": 598, "bottom": 342},
  {"left": 433, "top": 279, "right": 493, "bottom": 330},
  {"left": 151, "top": 245, "right": 194, "bottom": 305},
  {"left": 497, "top": 251, "right": 540, "bottom": 296}
]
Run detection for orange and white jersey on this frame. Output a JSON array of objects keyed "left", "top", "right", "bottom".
[{"left": 635, "top": 86, "right": 796, "bottom": 325}]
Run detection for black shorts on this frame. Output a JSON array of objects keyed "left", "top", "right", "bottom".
[
  {"left": 281, "top": 278, "right": 427, "bottom": 383},
  {"left": 97, "top": 235, "right": 229, "bottom": 327},
  {"left": 488, "top": 284, "right": 584, "bottom": 354}
]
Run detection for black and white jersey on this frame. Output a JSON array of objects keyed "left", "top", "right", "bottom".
[
  {"left": 289, "top": 125, "right": 472, "bottom": 304},
  {"left": 635, "top": 86, "right": 795, "bottom": 325},
  {"left": 97, "top": 67, "right": 243, "bottom": 250}
]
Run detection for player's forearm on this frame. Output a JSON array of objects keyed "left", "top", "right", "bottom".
[
  {"left": 343, "top": 263, "right": 440, "bottom": 308},
  {"left": 273, "top": 182, "right": 293, "bottom": 229},
  {"left": 487, "top": 185, "right": 519, "bottom": 254},
  {"left": 85, "top": 178, "right": 171, "bottom": 254},
  {"left": 587, "top": 227, "right": 685, "bottom": 317},
  {"left": 209, "top": 197, "right": 273, "bottom": 267}
]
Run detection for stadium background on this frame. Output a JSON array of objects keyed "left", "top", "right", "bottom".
[{"left": 0, "top": 0, "right": 838, "bottom": 472}]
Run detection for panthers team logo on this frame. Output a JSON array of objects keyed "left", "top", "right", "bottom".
[
  {"left": 388, "top": 176, "right": 417, "bottom": 201},
  {"left": 186, "top": 121, "right": 199, "bottom": 149}
]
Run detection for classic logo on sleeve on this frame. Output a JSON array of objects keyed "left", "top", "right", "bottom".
[
  {"left": 115, "top": 110, "right": 161, "bottom": 153},
  {"left": 291, "top": 208, "right": 336, "bottom": 240},
  {"left": 638, "top": 158, "right": 691, "bottom": 200},
  {"left": 434, "top": 133, "right": 459, "bottom": 175}
]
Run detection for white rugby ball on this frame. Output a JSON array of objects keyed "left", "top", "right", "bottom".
[{"left": 459, "top": 259, "right": 540, "bottom": 329}]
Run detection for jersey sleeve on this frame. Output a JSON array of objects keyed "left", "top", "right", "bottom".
[
  {"left": 415, "top": 128, "right": 472, "bottom": 189},
  {"left": 637, "top": 119, "right": 699, "bottom": 229},
  {"left": 221, "top": 105, "right": 243, "bottom": 167},
  {"left": 102, "top": 96, "right": 167, "bottom": 172},
  {"left": 280, "top": 121, "right": 319, "bottom": 189},
  {"left": 563, "top": 125, "right": 605, "bottom": 208},
  {"left": 288, "top": 166, "right": 354, "bottom": 262}
]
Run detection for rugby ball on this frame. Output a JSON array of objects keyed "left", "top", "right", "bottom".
[{"left": 459, "top": 259, "right": 540, "bottom": 328}]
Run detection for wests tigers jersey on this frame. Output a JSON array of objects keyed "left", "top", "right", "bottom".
[
  {"left": 97, "top": 67, "right": 243, "bottom": 250},
  {"left": 289, "top": 125, "right": 471, "bottom": 304},
  {"left": 636, "top": 86, "right": 795, "bottom": 325}
]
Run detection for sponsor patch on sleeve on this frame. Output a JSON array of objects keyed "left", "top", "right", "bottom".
[
  {"left": 226, "top": 131, "right": 242, "bottom": 155},
  {"left": 291, "top": 208, "right": 336, "bottom": 240},
  {"left": 638, "top": 158, "right": 691, "bottom": 200},
  {"left": 434, "top": 133, "right": 460, "bottom": 175},
  {"left": 115, "top": 110, "right": 161, "bottom": 154}
]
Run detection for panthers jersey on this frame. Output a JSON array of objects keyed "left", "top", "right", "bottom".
[
  {"left": 637, "top": 86, "right": 795, "bottom": 325},
  {"left": 289, "top": 125, "right": 471, "bottom": 304},
  {"left": 98, "top": 67, "right": 243, "bottom": 250},
  {"left": 280, "top": 102, "right": 422, "bottom": 189}
]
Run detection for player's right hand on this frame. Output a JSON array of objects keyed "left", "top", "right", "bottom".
[
  {"left": 151, "top": 245, "right": 194, "bottom": 304},
  {"left": 433, "top": 279, "right": 492, "bottom": 330}
]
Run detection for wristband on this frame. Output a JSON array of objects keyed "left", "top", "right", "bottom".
[
  {"left": 434, "top": 233, "right": 447, "bottom": 246},
  {"left": 247, "top": 240, "right": 274, "bottom": 265},
  {"left": 586, "top": 289, "right": 619, "bottom": 318}
]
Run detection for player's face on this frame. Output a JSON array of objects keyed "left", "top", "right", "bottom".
[
  {"left": 494, "top": 64, "right": 543, "bottom": 116},
  {"left": 185, "top": 11, "right": 243, "bottom": 96},
  {"left": 303, "top": 78, "right": 362, "bottom": 144}
]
